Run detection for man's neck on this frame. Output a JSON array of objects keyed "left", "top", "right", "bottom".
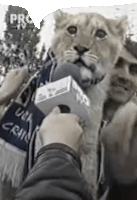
[{"left": 103, "top": 98, "right": 122, "bottom": 122}]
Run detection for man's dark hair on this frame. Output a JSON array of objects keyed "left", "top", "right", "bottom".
[{"left": 125, "top": 38, "right": 137, "bottom": 59}]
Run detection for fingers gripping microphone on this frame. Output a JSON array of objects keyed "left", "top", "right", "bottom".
[{"left": 35, "top": 62, "right": 91, "bottom": 124}]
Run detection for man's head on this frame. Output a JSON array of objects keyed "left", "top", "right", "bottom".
[{"left": 108, "top": 39, "right": 137, "bottom": 104}]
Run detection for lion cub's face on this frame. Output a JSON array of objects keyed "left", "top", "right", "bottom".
[{"left": 51, "top": 11, "right": 128, "bottom": 89}]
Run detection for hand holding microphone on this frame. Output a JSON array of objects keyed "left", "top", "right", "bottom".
[
  {"left": 35, "top": 61, "right": 91, "bottom": 125},
  {"left": 39, "top": 106, "right": 83, "bottom": 151}
]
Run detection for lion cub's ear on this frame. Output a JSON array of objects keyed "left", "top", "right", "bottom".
[
  {"left": 54, "top": 10, "right": 71, "bottom": 29},
  {"left": 113, "top": 16, "right": 129, "bottom": 42},
  {"left": 54, "top": 10, "right": 64, "bottom": 23}
]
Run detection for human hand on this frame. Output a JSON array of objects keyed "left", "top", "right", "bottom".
[
  {"left": 39, "top": 107, "right": 83, "bottom": 152},
  {"left": 101, "top": 101, "right": 137, "bottom": 184},
  {"left": 0, "top": 66, "right": 29, "bottom": 105}
]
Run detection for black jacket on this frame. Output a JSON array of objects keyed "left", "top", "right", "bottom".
[{"left": 15, "top": 143, "right": 93, "bottom": 200}]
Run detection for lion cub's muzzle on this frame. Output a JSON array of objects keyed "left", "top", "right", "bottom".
[
  {"left": 72, "top": 45, "right": 105, "bottom": 88},
  {"left": 74, "top": 58, "right": 105, "bottom": 89},
  {"left": 80, "top": 66, "right": 105, "bottom": 89}
]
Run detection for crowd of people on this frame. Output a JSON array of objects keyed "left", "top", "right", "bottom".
[{"left": 0, "top": 40, "right": 46, "bottom": 78}]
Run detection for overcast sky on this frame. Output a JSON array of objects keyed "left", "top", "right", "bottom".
[{"left": 1, "top": 4, "right": 137, "bottom": 52}]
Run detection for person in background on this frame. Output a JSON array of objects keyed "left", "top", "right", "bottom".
[{"left": 99, "top": 38, "right": 137, "bottom": 200}]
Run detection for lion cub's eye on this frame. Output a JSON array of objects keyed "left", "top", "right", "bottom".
[
  {"left": 95, "top": 29, "right": 107, "bottom": 39},
  {"left": 67, "top": 26, "right": 77, "bottom": 35}
]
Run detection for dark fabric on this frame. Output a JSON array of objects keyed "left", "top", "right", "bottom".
[
  {"left": 97, "top": 120, "right": 109, "bottom": 199},
  {"left": 0, "top": 181, "right": 16, "bottom": 200},
  {"left": 0, "top": 102, "right": 44, "bottom": 152},
  {"left": 36, "top": 50, "right": 57, "bottom": 87},
  {"left": 98, "top": 120, "right": 137, "bottom": 200},
  {"left": 107, "top": 181, "right": 137, "bottom": 200},
  {"left": 105, "top": 149, "right": 137, "bottom": 200},
  {"left": 15, "top": 143, "right": 93, "bottom": 200}
]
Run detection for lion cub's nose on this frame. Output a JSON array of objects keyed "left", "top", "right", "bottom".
[{"left": 74, "top": 45, "right": 89, "bottom": 55}]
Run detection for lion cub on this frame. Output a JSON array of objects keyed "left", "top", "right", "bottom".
[{"left": 51, "top": 10, "right": 128, "bottom": 198}]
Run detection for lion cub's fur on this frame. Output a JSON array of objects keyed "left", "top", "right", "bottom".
[{"left": 51, "top": 10, "right": 128, "bottom": 199}]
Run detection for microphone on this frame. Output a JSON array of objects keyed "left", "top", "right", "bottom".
[
  {"left": 51, "top": 62, "right": 83, "bottom": 89},
  {"left": 35, "top": 62, "right": 91, "bottom": 124}
]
